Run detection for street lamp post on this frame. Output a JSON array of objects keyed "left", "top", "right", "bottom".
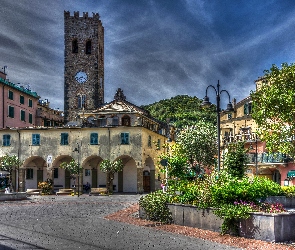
[
  {"left": 249, "top": 134, "right": 258, "bottom": 176},
  {"left": 73, "top": 143, "right": 81, "bottom": 197},
  {"left": 201, "top": 80, "right": 234, "bottom": 171}
]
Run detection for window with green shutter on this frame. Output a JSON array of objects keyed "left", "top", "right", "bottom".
[
  {"left": 90, "top": 133, "right": 98, "bottom": 145},
  {"left": 28, "top": 99, "right": 33, "bottom": 107},
  {"left": 20, "top": 95, "right": 25, "bottom": 104},
  {"left": 29, "top": 113, "right": 33, "bottom": 124},
  {"left": 32, "top": 134, "right": 40, "bottom": 145},
  {"left": 121, "top": 132, "right": 129, "bottom": 144},
  {"left": 20, "top": 110, "right": 25, "bottom": 121},
  {"left": 8, "top": 90, "right": 13, "bottom": 100},
  {"left": 60, "top": 133, "right": 69, "bottom": 145},
  {"left": 8, "top": 106, "right": 14, "bottom": 118},
  {"left": 148, "top": 135, "right": 152, "bottom": 147},
  {"left": 3, "top": 134, "right": 11, "bottom": 146}
]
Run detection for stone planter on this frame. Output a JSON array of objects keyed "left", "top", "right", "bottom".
[
  {"left": 0, "top": 192, "right": 27, "bottom": 201},
  {"left": 167, "top": 203, "right": 295, "bottom": 242},
  {"left": 265, "top": 196, "right": 295, "bottom": 208},
  {"left": 140, "top": 203, "right": 295, "bottom": 242}
]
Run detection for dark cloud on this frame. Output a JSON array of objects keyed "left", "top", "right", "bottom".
[{"left": 1, "top": 0, "right": 295, "bottom": 110}]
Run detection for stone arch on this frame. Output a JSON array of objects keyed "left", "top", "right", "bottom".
[
  {"left": 22, "top": 156, "right": 46, "bottom": 190},
  {"left": 143, "top": 156, "right": 157, "bottom": 192},
  {"left": 114, "top": 155, "right": 137, "bottom": 192},
  {"left": 52, "top": 155, "right": 74, "bottom": 189},
  {"left": 82, "top": 155, "right": 104, "bottom": 190}
]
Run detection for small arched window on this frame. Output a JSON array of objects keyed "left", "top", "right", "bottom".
[
  {"left": 77, "top": 94, "right": 86, "bottom": 109},
  {"left": 72, "top": 39, "right": 78, "bottom": 53},
  {"left": 122, "top": 115, "right": 131, "bottom": 126},
  {"left": 86, "top": 40, "right": 91, "bottom": 54}
]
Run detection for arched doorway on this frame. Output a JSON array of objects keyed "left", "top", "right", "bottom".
[
  {"left": 144, "top": 157, "right": 157, "bottom": 192},
  {"left": 23, "top": 156, "right": 46, "bottom": 189}
]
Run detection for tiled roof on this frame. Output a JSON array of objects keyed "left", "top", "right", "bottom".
[{"left": 0, "top": 77, "right": 39, "bottom": 98}]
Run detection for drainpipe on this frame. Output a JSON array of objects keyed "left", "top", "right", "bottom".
[
  {"left": 17, "top": 129, "right": 21, "bottom": 192},
  {"left": 2, "top": 85, "right": 4, "bottom": 128}
]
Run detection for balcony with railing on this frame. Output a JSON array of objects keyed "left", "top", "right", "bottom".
[{"left": 247, "top": 152, "right": 291, "bottom": 164}]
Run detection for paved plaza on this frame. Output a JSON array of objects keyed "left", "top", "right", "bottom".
[{"left": 0, "top": 194, "right": 241, "bottom": 250}]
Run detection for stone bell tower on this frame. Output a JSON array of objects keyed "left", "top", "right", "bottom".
[{"left": 64, "top": 11, "right": 104, "bottom": 123}]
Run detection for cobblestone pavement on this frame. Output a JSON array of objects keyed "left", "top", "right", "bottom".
[{"left": 0, "top": 194, "right": 241, "bottom": 250}]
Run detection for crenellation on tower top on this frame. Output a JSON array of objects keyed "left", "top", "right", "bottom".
[{"left": 64, "top": 11, "right": 100, "bottom": 20}]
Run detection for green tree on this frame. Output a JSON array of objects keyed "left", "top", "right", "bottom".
[
  {"left": 223, "top": 142, "right": 249, "bottom": 179},
  {"left": 251, "top": 62, "right": 295, "bottom": 156},
  {"left": 158, "top": 143, "right": 188, "bottom": 180},
  {"left": 141, "top": 95, "right": 216, "bottom": 128},
  {"left": 60, "top": 159, "right": 83, "bottom": 194},
  {"left": 0, "top": 154, "right": 22, "bottom": 192},
  {"left": 176, "top": 121, "right": 218, "bottom": 177},
  {"left": 100, "top": 159, "right": 124, "bottom": 194}
]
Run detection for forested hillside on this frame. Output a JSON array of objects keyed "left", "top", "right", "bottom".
[{"left": 141, "top": 95, "right": 216, "bottom": 128}]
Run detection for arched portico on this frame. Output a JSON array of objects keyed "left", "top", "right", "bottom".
[
  {"left": 52, "top": 155, "right": 75, "bottom": 189},
  {"left": 143, "top": 157, "right": 157, "bottom": 192},
  {"left": 82, "top": 155, "right": 105, "bottom": 190},
  {"left": 22, "top": 156, "right": 46, "bottom": 190},
  {"left": 115, "top": 155, "right": 137, "bottom": 193}
]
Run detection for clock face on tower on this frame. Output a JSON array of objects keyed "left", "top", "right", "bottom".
[{"left": 75, "top": 71, "right": 88, "bottom": 83}]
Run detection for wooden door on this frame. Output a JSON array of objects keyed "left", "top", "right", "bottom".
[
  {"left": 92, "top": 169, "right": 97, "bottom": 188},
  {"left": 143, "top": 171, "right": 150, "bottom": 193}
]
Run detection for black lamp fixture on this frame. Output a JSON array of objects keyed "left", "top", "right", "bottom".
[{"left": 201, "top": 80, "right": 234, "bottom": 171}]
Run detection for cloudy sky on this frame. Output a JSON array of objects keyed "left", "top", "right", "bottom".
[{"left": 1, "top": 0, "right": 295, "bottom": 110}]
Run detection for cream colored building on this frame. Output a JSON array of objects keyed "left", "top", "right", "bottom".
[{"left": 0, "top": 89, "right": 170, "bottom": 193}]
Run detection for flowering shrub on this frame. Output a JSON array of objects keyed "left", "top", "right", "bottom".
[
  {"left": 139, "top": 190, "right": 172, "bottom": 224},
  {"left": 281, "top": 186, "right": 295, "bottom": 197},
  {"left": 38, "top": 179, "right": 52, "bottom": 195},
  {"left": 234, "top": 200, "right": 286, "bottom": 213}
]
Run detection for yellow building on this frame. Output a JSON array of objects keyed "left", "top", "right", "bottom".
[
  {"left": 0, "top": 89, "right": 171, "bottom": 193},
  {"left": 220, "top": 80, "right": 294, "bottom": 186}
]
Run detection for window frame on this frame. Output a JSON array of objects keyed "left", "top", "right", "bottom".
[
  {"left": 8, "top": 90, "right": 13, "bottom": 100},
  {"left": 20, "top": 95, "right": 25, "bottom": 104},
  {"left": 26, "top": 168, "right": 34, "bottom": 179},
  {"left": 20, "top": 110, "right": 25, "bottom": 121},
  {"left": 32, "top": 134, "right": 40, "bottom": 146},
  {"left": 3, "top": 134, "right": 11, "bottom": 146},
  {"left": 54, "top": 168, "right": 58, "bottom": 179},
  {"left": 28, "top": 99, "right": 33, "bottom": 107},
  {"left": 60, "top": 133, "right": 69, "bottom": 145},
  {"left": 29, "top": 113, "right": 33, "bottom": 124},
  {"left": 121, "top": 132, "right": 130, "bottom": 145},
  {"left": 90, "top": 133, "right": 98, "bottom": 145},
  {"left": 8, "top": 106, "right": 14, "bottom": 118}
]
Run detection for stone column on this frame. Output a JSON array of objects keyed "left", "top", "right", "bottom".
[
  {"left": 18, "top": 168, "right": 26, "bottom": 192},
  {"left": 46, "top": 163, "right": 54, "bottom": 194},
  {"left": 137, "top": 167, "right": 144, "bottom": 194}
]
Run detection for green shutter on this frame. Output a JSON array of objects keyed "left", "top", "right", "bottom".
[{"left": 60, "top": 133, "right": 68, "bottom": 145}]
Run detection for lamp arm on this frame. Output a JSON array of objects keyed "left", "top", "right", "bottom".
[
  {"left": 220, "top": 89, "right": 232, "bottom": 103},
  {"left": 205, "top": 85, "right": 217, "bottom": 96}
]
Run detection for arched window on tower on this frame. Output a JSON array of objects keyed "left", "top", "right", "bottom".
[
  {"left": 78, "top": 94, "right": 86, "bottom": 109},
  {"left": 122, "top": 115, "right": 131, "bottom": 126},
  {"left": 86, "top": 40, "right": 91, "bottom": 54},
  {"left": 72, "top": 39, "right": 78, "bottom": 53}
]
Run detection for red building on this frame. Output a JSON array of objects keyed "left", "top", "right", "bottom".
[{"left": 0, "top": 70, "right": 40, "bottom": 128}]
